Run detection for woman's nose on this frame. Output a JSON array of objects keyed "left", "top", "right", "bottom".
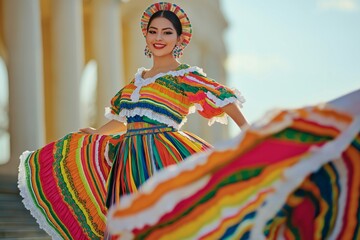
[{"left": 156, "top": 33, "right": 162, "bottom": 40}]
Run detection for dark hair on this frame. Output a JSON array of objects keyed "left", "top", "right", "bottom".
[{"left": 147, "top": 10, "right": 182, "bottom": 36}]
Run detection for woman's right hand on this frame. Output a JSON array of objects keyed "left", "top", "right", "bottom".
[
  {"left": 79, "top": 127, "right": 97, "bottom": 134},
  {"left": 79, "top": 120, "right": 126, "bottom": 135}
]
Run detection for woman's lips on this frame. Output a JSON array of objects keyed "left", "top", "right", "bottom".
[{"left": 153, "top": 43, "right": 166, "bottom": 49}]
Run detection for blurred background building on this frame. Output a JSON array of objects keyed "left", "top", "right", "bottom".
[{"left": 0, "top": 0, "right": 230, "bottom": 180}]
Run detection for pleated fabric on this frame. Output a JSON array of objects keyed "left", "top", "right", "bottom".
[
  {"left": 18, "top": 124, "right": 212, "bottom": 240},
  {"left": 107, "top": 105, "right": 360, "bottom": 240},
  {"left": 106, "top": 122, "right": 212, "bottom": 207},
  {"left": 18, "top": 133, "right": 119, "bottom": 240}
]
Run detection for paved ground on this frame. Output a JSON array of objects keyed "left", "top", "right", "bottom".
[{"left": 0, "top": 175, "right": 50, "bottom": 240}]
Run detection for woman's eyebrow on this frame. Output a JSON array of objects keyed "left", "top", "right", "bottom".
[{"left": 149, "top": 26, "right": 174, "bottom": 31}]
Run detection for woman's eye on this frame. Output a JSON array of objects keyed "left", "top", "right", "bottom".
[
  {"left": 164, "top": 31, "right": 173, "bottom": 35},
  {"left": 148, "top": 30, "right": 156, "bottom": 34}
]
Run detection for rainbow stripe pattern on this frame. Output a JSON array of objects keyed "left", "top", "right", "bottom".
[
  {"left": 105, "top": 63, "right": 245, "bottom": 129},
  {"left": 18, "top": 133, "right": 118, "bottom": 239},
  {"left": 107, "top": 105, "right": 360, "bottom": 239}
]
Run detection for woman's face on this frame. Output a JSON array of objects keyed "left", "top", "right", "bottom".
[{"left": 146, "top": 17, "right": 180, "bottom": 58}]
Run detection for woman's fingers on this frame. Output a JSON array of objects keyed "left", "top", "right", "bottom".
[{"left": 79, "top": 127, "right": 97, "bottom": 134}]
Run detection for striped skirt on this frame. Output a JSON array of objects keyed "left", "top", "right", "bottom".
[
  {"left": 106, "top": 122, "right": 212, "bottom": 207},
  {"left": 107, "top": 103, "right": 360, "bottom": 239},
  {"left": 18, "top": 122, "right": 211, "bottom": 240}
]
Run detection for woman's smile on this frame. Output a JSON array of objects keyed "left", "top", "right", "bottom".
[{"left": 153, "top": 43, "right": 166, "bottom": 49}]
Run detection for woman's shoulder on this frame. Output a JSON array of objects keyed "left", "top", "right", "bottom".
[
  {"left": 133, "top": 63, "right": 207, "bottom": 81},
  {"left": 176, "top": 63, "right": 206, "bottom": 77}
]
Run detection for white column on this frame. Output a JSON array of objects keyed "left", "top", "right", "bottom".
[
  {"left": 92, "top": 0, "right": 125, "bottom": 126},
  {"left": 1, "top": 0, "right": 45, "bottom": 176},
  {"left": 120, "top": 1, "right": 151, "bottom": 79},
  {"left": 50, "top": 0, "right": 84, "bottom": 139}
]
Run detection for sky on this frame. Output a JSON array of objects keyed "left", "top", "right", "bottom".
[{"left": 220, "top": 0, "right": 360, "bottom": 135}]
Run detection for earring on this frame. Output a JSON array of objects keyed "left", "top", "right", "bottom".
[
  {"left": 144, "top": 46, "right": 152, "bottom": 58},
  {"left": 172, "top": 45, "right": 183, "bottom": 58}
]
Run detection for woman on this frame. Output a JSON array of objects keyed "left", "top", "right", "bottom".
[
  {"left": 81, "top": 2, "right": 247, "bottom": 208},
  {"left": 18, "top": 2, "right": 247, "bottom": 239}
]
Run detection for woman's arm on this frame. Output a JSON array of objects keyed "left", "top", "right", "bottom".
[
  {"left": 80, "top": 120, "right": 127, "bottom": 135},
  {"left": 222, "top": 103, "right": 249, "bottom": 130}
]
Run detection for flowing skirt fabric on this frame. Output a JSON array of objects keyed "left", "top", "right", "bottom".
[
  {"left": 107, "top": 101, "right": 360, "bottom": 240},
  {"left": 18, "top": 122, "right": 212, "bottom": 240}
]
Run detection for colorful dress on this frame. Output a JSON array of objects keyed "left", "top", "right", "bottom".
[
  {"left": 107, "top": 89, "right": 360, "bottom": 240},
  {"left": 18, "top": 63, "right": 244, "bottom": 239}
]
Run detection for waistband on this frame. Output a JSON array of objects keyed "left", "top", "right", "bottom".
[{"left": 125, "top": 122, "right": 176, "bottom": 136}]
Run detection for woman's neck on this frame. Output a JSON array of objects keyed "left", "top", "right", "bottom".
[{"left": 151, "top": 55, "right": 181, "bottom": 71}]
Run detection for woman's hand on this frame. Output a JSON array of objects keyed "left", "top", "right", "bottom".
[
  {"left": 79, "top": 127, "right": 97, "bottom": 134},
  {"left": 222, "top": 103, "right": 249, "bottom": 130},
  {"left": 79, "top": 120, "right": 127, "bottom": 135}
]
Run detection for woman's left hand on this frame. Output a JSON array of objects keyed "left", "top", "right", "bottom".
[{"left": 79, "top": 127, "right": 97, "bottom": 134}]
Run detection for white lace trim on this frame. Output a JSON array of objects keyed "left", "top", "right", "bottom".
[
  {"left": 208, "top": 114, "right": 229, "bottom": 126},
  {"left": 203, "top": 89, "right": 246, "bottom": 126},
  {"left": 117, "top": 107, "right": 189, "bottom": 130},
  {"left": 106, "top": 104, "right": 218, "bottom": 129},
  {"left": 94, "top": 137, "right": 112, "bottom": 189},
  {"left": 206, "top": 89, "right": 246, "bottom": 108},
  {"left": 188, "top": 103, "right": 203, "bottom": 114},
  {"left": 107, "top": 104, "right": 234, "bottom": 128},
  {"left": 104, "top": 107, "right": 127, "bottom": 123},
  {"left": 131, "top": 66, "right": 205, "bottom": 102},
  {"left": 189, "top": 103, "right": 229, "bottom": 126},
  {"left": 104, "top": 142, "right": 113, "bottom": 167},
  {"left": 234, "top": 89, "right": 246, "bottom": 107},
  {"left": 188, "top": 90, "right": 246, "bottom": 127},
  {"left": 18, "top": 151, "right": 63, "bottom": 240},
  {"left": 305, "top": 107, "right": 349, "bottom": 131}
]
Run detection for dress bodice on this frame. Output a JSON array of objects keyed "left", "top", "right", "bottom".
[{"left": 105, "top": 64, "right": 245, "bottom": 130}]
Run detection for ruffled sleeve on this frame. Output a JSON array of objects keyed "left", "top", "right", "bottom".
[
  {"left": 104, "top": 88, "right": 126, "bottom": 122},
  {"left": 183, "top": 70, "right": 245, "bottom": 125}
]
